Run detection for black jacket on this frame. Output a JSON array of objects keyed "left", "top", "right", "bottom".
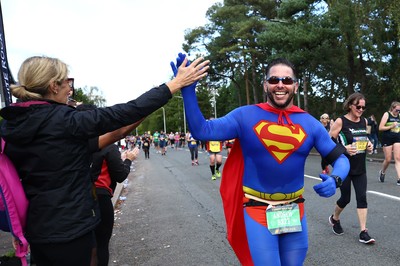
[
  {"left": 0, "top": 85, "right": 171, "bottom": 243},
  {"left": 91, "top": 144, "right": 131, "bottom": 197}
]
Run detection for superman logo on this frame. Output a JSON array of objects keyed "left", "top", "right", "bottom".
[{"left": 253, "top": 121, "right": 307, "bottom": 163}]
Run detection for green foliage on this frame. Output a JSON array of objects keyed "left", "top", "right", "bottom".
[
  {"left": 180, "top": 0, "right": 400, "bottom": 121},
  {"left": 74, "top": 86, "right": 106, "bottom": 107}
]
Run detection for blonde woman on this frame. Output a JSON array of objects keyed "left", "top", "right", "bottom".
[
  {"left": 0, "top": 55, "right": 208, "bottom": 266},
  {"left": 378, "top": 101, "right": 400, "bottom": 185}
]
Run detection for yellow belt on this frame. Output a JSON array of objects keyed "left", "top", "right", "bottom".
[{"left": 243, "top": 186, "right": 304, "bottom": 201}]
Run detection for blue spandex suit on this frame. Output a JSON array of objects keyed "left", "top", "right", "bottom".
[{"left": 179, "top": 83, "right": 349, "bottom": 265}]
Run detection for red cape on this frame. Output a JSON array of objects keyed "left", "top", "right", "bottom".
[{"left": 220, "top": 103, "right": 305, "bottom": 266}]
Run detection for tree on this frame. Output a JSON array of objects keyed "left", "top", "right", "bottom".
[{"left": 181, "top": 0, "right": 400, "bottom": 119}]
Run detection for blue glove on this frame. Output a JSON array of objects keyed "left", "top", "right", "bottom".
[
  {"left": 170, "top": 53, "right": 198, "bottom": 92},
  {"left": 313, "top": 174, "right": 337, "bottom": 198},
  {"left": 170, "top": 52, "right": 188, "bottom": 77}
]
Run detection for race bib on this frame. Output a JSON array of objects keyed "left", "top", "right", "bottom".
[
  {"left": 390, "top": 124, "right": 400, "bottom": 133},
  {"left": 266, "top": 203, "right": 302, "bottom": 235},
  {"left": 209, "top": 141, "right": 221, "bottom": 152},
  {"left": 352, "top": 136, "right": 368, "bottom": 153},
  {"left": 191, "top": 141, "right": 197, "bottom": 145}
]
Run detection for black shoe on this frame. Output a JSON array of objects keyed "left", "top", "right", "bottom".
[
  {"left": 379, "top": 170, "right": 385, "bottom": 182},
  {"left": 359, "top": 229, "right": 375, "bottom": 244},
  {"left": 329, "top": 215, "right": 344, "bottom": 235}
]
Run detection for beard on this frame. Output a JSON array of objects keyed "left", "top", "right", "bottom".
[{"left": 266, "top": 88, "right": 295, "bottom": 109}]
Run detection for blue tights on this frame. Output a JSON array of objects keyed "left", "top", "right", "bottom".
[{"left": 244, "top": 209, "right": 308, "bottom": 266}]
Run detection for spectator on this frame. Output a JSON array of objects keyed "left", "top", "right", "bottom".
[
  {"left": 0, "top": 55, "right": 209, "bottom": 266},
  {"left": 92, "top": 144, "right": 139, "bottom": 266},
  {"left": 76, "top": 103, "right": 141, "bottom": 266}
]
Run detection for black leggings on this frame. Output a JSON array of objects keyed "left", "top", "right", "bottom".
[
  {"left": 30, "top": 231, "right": 94, "bottom": 266},
  {"left": 95, "top": 194, "right": 114, "bottom": 266},
  {"left": 337, "top": 173, "right": 368, "bottom": 209},
  {"left": 143, "top": 147, "right": 150, "bottom": 158}
]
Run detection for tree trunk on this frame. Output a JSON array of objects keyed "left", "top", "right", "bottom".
[
  {"left": 251, "top": 53, "right": 259, "bottom": 103},
  {"left": 302, "top": 76, "right": 308, "bottom": 112}
]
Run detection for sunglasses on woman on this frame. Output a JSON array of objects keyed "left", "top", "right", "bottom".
[{"left": 353, "top": 104, "right": 366, "bottom": 110}]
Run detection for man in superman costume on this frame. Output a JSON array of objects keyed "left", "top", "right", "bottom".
[{"left": 171, "top": 55, "right": 350, "bottom": 266}]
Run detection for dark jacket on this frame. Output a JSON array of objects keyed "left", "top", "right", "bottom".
[
  {"left": 91, "top": 144, "right": 131, "bottom": 197},
  {"left": 0, "top": 85, "right": 171, "bottom": 243}
]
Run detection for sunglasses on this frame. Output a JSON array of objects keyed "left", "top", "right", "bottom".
[
  {"left": 394, "top": 109, "right": 400, "bottom": 112},
  {"left": 353, "top": 105, "right": 366, "bottom": 110},
  {"left": 67, "top": 78, "right": 74, "bottom": 90},
  {"left": 266, "top": 76, "right": 296, "bottom": 85}
]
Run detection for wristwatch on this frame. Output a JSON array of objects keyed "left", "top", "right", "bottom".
[{"left": 331, "top": 175, "right": 342, "bottom": 188}]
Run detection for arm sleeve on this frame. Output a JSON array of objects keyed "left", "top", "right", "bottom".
[
  {"left": 181, "top": 87, "right": 239, "bottom": 141},
  {"left": 314, "top": 122, "right": 350, "bottom": 181},
  {"left": 69, "top": 84, "right": 172, "bottom": 138},
  {"left": 105, "top": 144, "right": 131, "bottom": 183},
  {"left": 330, "top": 154, "right": 350, "bottom": 181}
]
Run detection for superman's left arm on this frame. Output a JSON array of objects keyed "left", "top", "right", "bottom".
[{"left": 314, "top": 122, "right": 350, "bottom": 181}]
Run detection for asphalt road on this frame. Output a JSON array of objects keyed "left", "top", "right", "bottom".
[
  {"left": 109, "top": 147, "right": 400, "bottom": 266},
  {"left": 0, "top": 147, "right": 398, "bottom": 265}
]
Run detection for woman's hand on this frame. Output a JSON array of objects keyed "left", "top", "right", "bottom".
[
  {"left": 167, "top": 55, "right": 210, "bottom": 94},
  {"left": 347, "top": 144, "right": 357, "bottom": 156}
]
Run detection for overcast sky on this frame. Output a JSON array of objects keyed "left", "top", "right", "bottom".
[{"left": 2, "top": 0, "right": 220, "bottom": 105}]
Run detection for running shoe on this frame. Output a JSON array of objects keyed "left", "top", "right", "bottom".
[
  {"left": 397, "top": 179, "right": 400, "bottom": 186},
  {"left": 359, "top": 229, "right": 375, "bottom": 244},
  {"left": 211, "top": 174, "right": 217, "bottom": 180},
  {"left": 216, "top": 170, "right": 221, "bottom": 178},
  {"left": 195, "top": 161, "right": 199, "bottom": 166},
  {"left": 378, "top": 170, "right": 385, "bottom": 183},
  {"left": 329, "top": 215, "right": 344, "bottom": 235}
]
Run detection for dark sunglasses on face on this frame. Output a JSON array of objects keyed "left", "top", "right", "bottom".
[
  {"left": 266, "top": 76, "right": 296, "bottom": 85},
  {"left": 353, "top": 104, "right": 366, "bottom": 110},
  {"left": 67, "top": 78, "right": 74, "bottom": 90},
  {"left": 394, "top": 109, "right": 400, "bottom": 112}
]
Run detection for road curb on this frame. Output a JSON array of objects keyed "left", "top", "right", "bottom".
[{"left": 112, "top": 182, "right": 124, "bottom": 208}]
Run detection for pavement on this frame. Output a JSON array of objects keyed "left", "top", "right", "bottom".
[{"left": 0, "top": 148, "right": 390, "bottom": 260}]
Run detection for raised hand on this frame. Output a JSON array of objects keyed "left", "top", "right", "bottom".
[
  {"left": 170, "top": 52, "right": 188, "bottom": 77},
  {"left": 167, "top": 53, "right": 210, "bottom": 93}
]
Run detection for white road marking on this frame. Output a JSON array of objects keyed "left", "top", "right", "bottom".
[{"left": 305, "top": 174, "right": 400, "bottom": 201}]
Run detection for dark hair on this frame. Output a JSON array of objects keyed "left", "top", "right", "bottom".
[
  {"left": 343, "top": 92, "right": 365, "bottom": 112},
  {"left": 265, "top": 58, "right": 297, "bottom": 79}
]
